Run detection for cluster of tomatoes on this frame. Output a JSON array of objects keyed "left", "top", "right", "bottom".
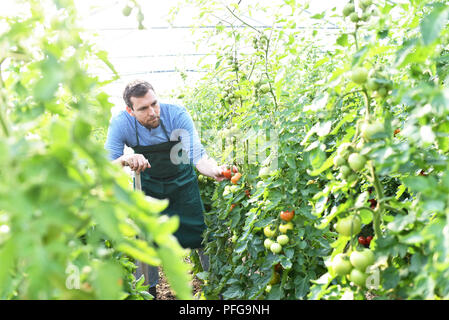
[
  {"left": 342, "top": 0, "right": 375, "bottom": 24},
  {"left": 263, "top": 210, "right": 295, "bottom": 293},
  {"left": 333, "top": 142, "right": 367, "bottom": 184},
  {"left": 358, "top": 235, "right": 373, "bottom": 247},
  {"left": 221, "top": 166, "right": 242, "bottom": 184},
  {"left": 330, "top": 247, "right": 375, "bottom": 288},
  {"left": 331, "top": 213, "right": 376, "bottom": 288},
  {"left": 263, "top": 210, "right": 295, "bottom": 255}
]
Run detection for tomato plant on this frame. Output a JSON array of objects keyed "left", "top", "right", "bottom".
[{"left": 172, "top": 0, "right": 449, "bottom": 300}]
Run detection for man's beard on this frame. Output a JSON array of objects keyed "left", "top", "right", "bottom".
[{"left": 144, "top": 116, "right": 160, "bottom": 129}]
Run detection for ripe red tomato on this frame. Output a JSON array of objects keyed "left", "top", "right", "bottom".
[
  {"left": 368, "top": 199, "right": 377, "bottom": 209},
  {"left": 280, "top": 210, "right": 295, "bottom": 222},
  {"left": 222, "top": 169, "right": 232, "bottom": 180},
  {"left": 245, "top": 189, "right": 251, "bottom": 198},
  {"left": 358, "top": 236, "right": 367, "bottom": 246},
  {"left": 366, "top": 236, "right": 373, "bottom": 245},
  {"left": 231, "top": 172, "right": 242, "bottom": 184}
]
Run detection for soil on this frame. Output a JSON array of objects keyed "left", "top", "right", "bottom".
[{"left": 155, "top": 266, "right": 203, "bottom": 300}]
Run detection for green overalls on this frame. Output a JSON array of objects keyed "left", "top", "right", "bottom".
[{"left": 132, "top": 118, "right": 206, "bottom": 249}]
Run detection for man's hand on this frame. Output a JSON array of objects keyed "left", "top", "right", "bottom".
[
  {"left": 196, "top": 156, "right": 237, "bottom": 181},
  {"left": 114, "top": 153, "right": 150, "bottom": 173}
]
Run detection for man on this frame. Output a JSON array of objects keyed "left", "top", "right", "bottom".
[{"left": 105, "top": 80, "right": 228, "bottom": 298}]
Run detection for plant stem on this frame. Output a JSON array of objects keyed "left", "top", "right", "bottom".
[
  {"left": 362, "top": 88, "right": 371, "bottom": 119},
  {"left": 369, "top": 163, "right": 384, "bottom": 238},
  {"left": 0, "top": 58, "right": 10, "bottom": 137},
  {"left": 225, "top": 6, "right": 261, "bottom": 34}
]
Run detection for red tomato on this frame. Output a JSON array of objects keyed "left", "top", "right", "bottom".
[
  {"left": 231, "top": 172, "right": 242, "bottom": 184},
  {"left": 222, "top": 169, "right": 232, "bottom": 180},
  {"left": 280, "top": 210, "right": 295, "bottom": 222},
  {"left": 366, "top": 236, "right": 373, "bottom": 245},
  {"left": 358, "top": 236, "right": 367, "bottom": 246},
  {"left": 368, "top": 199, "right": 377, "bottom": 209}
]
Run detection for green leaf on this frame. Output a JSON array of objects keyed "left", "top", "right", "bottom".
[
  {"left": 336, "top": 34, "right": 348, "bottom": 47},
  {"left": 94, "top": 260, "right": 123, "bottom": 299},
  {"left": 420, "top": 5, "right": 449, "bottom": 46},
  {"left": 157, "top": 245, "right": 193, "bottom": 300},
  {"left": 117, "top": 240, "right": 161, "bottom": 266}
]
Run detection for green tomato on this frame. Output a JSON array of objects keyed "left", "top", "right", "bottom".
[
  {"left": 349, "top": 268, "right": 368, "bottom": 287},
  {"left": 279, "top": 222, "right": 294, "bottom": 234},
  {"left": 366, "top": 78, "right": 379, "bottom": 91},
  {"left": 229, "top": 185, "right": 239, "bottom": 193},
  {"left": 335, "top": 215, "right": 362, "bottom": 237},
  {"left": 264, "top": 226, "right": 276, "bottom": 238},
  {"left": 270, "top": 242, "right": 282, "bottom": 254},
  {"left": 360, "top": 0, "right": 372, "bottom": 10},
  {"left": 337, "top": 142, "right": 352, "bottom": 158},
  {"left": 122, "top": 5, "right": 132, "bottom": 16},
  {"left": 264, "top": 238, "right": 274, "bottom": 249},
  {"left": 361, "top": 12, "right": 370, "bottom": 22},
  {"left": 362, "top": 121, "right": 384, "bottom": 140},
  {"left": 347, "top": 153, "right": 367, "bottom": 172},
  {"left": 259, "top": 84, "right": 270, "bottom": 94},
  {"left": 351, "top": 67, "right": 368, "bottom": 84},
  {"left": 376, "top": 87, "right": 388, "bottom": 97},
  {"left": 259, "top": 167, "right": 271, "bottom": 179},
  {"left": 346, "top": 173, "right": 358, "bottom": 183},
  {"left": 333, "top": 155, "right": 346, "bottom": 167},
  {"left": 340, "top": 165, "right": 352, "bottom": 178},
  {"left": 350, "top": 12, "right": 360, "bottom": 23},
  {"left": 222, "top": 185, "right": 231, "bottom": 196},
  {"left": 350, "top": 249, "right": 375, "bottom": 271},
  {"left": 276, "top": 235, "right": 289, "bottom": 246},
  {"left": 331, "top": 253, "right": 353, "bottom": 276}
]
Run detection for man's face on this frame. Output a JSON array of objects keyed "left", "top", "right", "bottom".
[{"left": 128, "top": 89, "right": 161, "bottom": 129}]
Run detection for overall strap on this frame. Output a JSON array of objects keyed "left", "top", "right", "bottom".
[
  {"left": 134, "top": 117, "right": 140, "bottom": 146},
  {"left": 159, "top": 119, "right": 173, "bottom": 141}
]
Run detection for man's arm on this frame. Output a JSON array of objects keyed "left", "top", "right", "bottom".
[
  {"left": 173, "top": 107, "right": 228, "bottom": 181},
  {"left": 112, "top": 153, "right": 151, "bottom": 173},
  {"left": 105, "top": 114, "right": 150, "bottom": 173},
  {"left": 195, "top": 155, "right": 229, "bottom": 181}
]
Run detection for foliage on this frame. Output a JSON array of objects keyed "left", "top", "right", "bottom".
[
  {"left": 173, "top": 0, "right": 449, "bottom": 299},
  {"left": 0, "top": 0, "right": 192, "bottom": 299}
]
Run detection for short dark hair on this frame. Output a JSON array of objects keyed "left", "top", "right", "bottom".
[{"left": 123, "top": 80, "right": 155, "bottom": 109}]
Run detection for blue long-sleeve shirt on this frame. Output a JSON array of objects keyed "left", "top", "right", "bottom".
[{"left": 104, "top": 103, "right": 206, "bottom": 165}]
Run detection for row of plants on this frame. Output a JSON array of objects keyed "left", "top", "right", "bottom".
[{"left": 175, "top": 0, "right": 449, "bottom": 299}]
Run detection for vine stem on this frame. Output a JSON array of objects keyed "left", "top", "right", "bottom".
[
  {"left": 0, "top": 58, "right": 11, "bottom": 137},
  {"left": 225, "top": 5, "right": 261, "bottom": 34},
  {"left": 369, "top": 163, "right": 384, "bottom": 239},
  {"left": 362, "top": 88, "right": 371, "bottom": 120}
]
